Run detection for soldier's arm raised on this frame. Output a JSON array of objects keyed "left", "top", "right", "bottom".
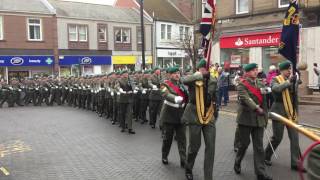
[
  {"left": 160, "top": 83, "right": 178, "bottom": 103},
  {"left": 237, "top": 83, "right": 259, "bottom": 111},
  {"left": 181, "top": 72, "right": 203, "bottom": 85},
  {"left": 271, "top": 78, "right": 291, "bottom": 93}
]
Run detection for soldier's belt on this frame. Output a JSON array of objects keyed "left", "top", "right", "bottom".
[
  {"left": 164, "top": 100, "right": 185, "bottom": 108},
  {"left": 121, "top": 91, "right": 133, "bottom": 94}
]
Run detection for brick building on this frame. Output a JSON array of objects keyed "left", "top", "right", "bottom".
[{"left": 0, "top": 0, "right": 57, "bottom": 81}]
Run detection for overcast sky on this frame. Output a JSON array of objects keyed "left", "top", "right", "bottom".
[{"left": 61, "top": 0, "right": 116, "bottom": 5}]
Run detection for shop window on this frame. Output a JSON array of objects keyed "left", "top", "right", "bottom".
[
  {"left": 220, "top": 48, "right": 249, "bottom": 67},
  {"left": 0, "top": 16, "right": 3, "bottom": 40},
  {"left": 173, "top": 58, "right": 182, "bottom": 67},
  {"left": 27, "top": 18, "right": 42, "bottom": 41},
  {"left": 262, "top": 47, "right": 286, "bottom": 73},
  {"left": 98, "top": 26, "right": 107, "bottom": 42},
  {"left": 160, "top": 24, "right": 172, "bottom": 40},
  {"left": 157, "top": 57, "right": 164, "bottom": 68},
  {"left": 115, "top": 28, "right": 130, "bottom": 43},
  {"left": 236, "top": 0, "right": 249, "bottom": 14},
  {"left": 278, "top": 0, "right": 290, "bottom": 8}
]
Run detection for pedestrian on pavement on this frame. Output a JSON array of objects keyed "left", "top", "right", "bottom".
[
  {"left": 182, "top": 59, "right": 219, "bottom": 180},
  {"left": 266, "top": 65, "right": 278, "bottom": 109},
  {"left": 264, "top": 60, "right": 306, "bottom": 172},
  {"left": 159, "top": 66, "right": 187, "bottom": 168},
  {"left": 217, "top": 67, "right": 228, "bottom": 106},
  {"left": 233, "top": 63, "right": 272, "bottom": 180},
  {"left": 209, "top": 63, "right": 219, "bottom": 78}
]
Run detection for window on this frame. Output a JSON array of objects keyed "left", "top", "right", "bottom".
[
  {"left": 185, "top": 27, "right": 190, "bottom": 39},
  {"left": 27, "top": 18, "right": 42, "bottom": 41},
  {"left": 167, "top": 25, "right": 172, "bottom": 40},
  {"left": 179, "top": 26, "right": 191, "bottom": 41},
  {"left": 68, "top": 25, "right": 78, "bottom": 41},
  {"left": 115, "top": 28, "right": 130, "bottom": 43},
  {"left": 98, "top": 26, "right": 107, "bottom": 42},
  {"left": 179, "top": 26, "right": 184, "bottom": 41},
  {"left": 278, "top": 0, "right": 290, "bottom": 8},
  {"left": 161, "top": 24, "right": 166, "bottom": 40},
  {"left": 68, "top": 24, "right": 88, "bottom": 42},
  {"left": 236, "top": 0, "right": 248, "bottom": 14},
  {"left": 0, "top": 16, "right": 3, "bottom": 40},
  {"left": 137, "top": 27, "right": 142, "bottom": 44},
  {"left": 78, "top": 25, "right": 87, "bottom": 42},
  {"left": 160, "top": 24, "right": 172, "bottom": 41}
]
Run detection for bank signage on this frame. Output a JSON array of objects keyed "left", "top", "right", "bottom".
[
  {"left": 220, "top": 31, "right": 281, "bottom": 48},
  {"left": 59, "top": 56, "right": 112, "bottom": 65},
  {"left": 0, "top": 56, "right": 54, "bottom": 66}
]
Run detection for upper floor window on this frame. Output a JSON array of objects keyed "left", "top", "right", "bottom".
[
  {"left": 236, "top": 0, "right": 249, "bottom": 14},
  {"left": 68, "top": 24, "right": 88, "bottom": 42},
  {"left": 279, "top": 0, "right": 290, "bottom": 8},
  {"left": 28, "top": 18, "right": 42, "bottom": 41},
  {"left": 98, "top": 26, "right": 107, "bottom": 42},
  {"left": 0, "top": 16, "right": 3, "bottom": 40},
  {"left": 179, "top": 26, "right": 191, "bottom": 41},
  {"left": 115, "top": 28, "right": 130, "bottom": 43},
  {"left": 161, "top": 24, "right": 172, "bottom": 40}
]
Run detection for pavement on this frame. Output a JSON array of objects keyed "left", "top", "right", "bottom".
[{"left": 0, "top": 104, "right": 316, "bottom": 180}]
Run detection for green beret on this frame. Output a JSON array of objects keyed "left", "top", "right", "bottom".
[
  {"left": 120, "top": 70, "right": 128, "bottom": 75},
  {"left": 115, "top": 71, "right": 121, "bottom": 75},
  {"left": 243, "top": 63, "right": 258, "bottom": 72},
  {"left": 108, "top": 72, "right": 115, "bottom": 77},
  {"left": 278, "top": 60, "right": 292, "bottom": 71},
  {"left": 153, "top": 66, "right": 160, "bottom": 71},
  {"left": 167, "top": 66, "right": 180, "bottom": 74},
  {"left": 196, "top": 59, "right": 207, "bottom": 69}
]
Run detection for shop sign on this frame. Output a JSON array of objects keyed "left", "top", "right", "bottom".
[
  {"left": 157, "top": 49, "right": 186, "bottom": 58},
  {"left": 230, "top": 55, "right": 241, "bottom": 64},
  {"left": 59, "top": 56, "right": 112, "bottom": 65},
  {"left": 220, "top": 31, "right": 281, "bottom": 48},
  {"left": 0, "top": 56, "right": 54, "bottom": 66}
]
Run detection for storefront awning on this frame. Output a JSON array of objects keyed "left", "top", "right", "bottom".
[
  {"left": 113, "top": 56, "right": 152, "bottom": 65},
  {"left": 59, "top": 56, "right": 112, "bottom": 65},
  {"left": 0, "top": 56, "right": 54, "bottom": 66}
]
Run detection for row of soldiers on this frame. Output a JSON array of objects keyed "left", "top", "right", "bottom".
[{"left": 0, "top": 67, "right": 192, "bottom": 133}]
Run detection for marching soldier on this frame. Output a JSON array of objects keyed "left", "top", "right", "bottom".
[
  {"left": 133, "top": 71, "right": 142, "bottom": 121},
  {"left": 233, "top": 63, "right": 271, "bottom": 180},
  {"left": 264, "top": 60, "right": 305, "bottom": 172},
  {"left": 159, "top": 66, "right": 187, "bottom": 167},
  {"left": 115, "top": 70, "right": 135, "bottom": 134},
  {"left": 139, "top": 70, "right": 151, "bottom": 124},
  {"left": 111, "top": 72, "right": 120, "bottom": 125},
  {"left": 181, "top": 59, "right": 218, "bottom": 180},
  {"left": 50, "top": 78, "right": 62, "bottom": 106},
  {"left": 38, "top": 77, "right": 51, "bottom": 106},
  {"left": 148, "top": 67, "right": 163, "bottom": 129},
  {"left": 0, "top": 80, "right": 9, "bottom": 108}
]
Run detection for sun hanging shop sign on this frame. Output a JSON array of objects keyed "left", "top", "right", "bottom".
[{"left": 220, "top": 31, "right": 281, "bottom": 49}]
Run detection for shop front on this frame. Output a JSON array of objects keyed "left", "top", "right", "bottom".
[
  {"left": 220, "top": 30, "right": 285, "bottom": 73},
  {"left": 112, "top": 55, "right": 153, "bottom": 71},
  {"left": 0, "top": 55, "right": 54, "bottom": 81},
  {"left": 156, "top": 49, "right": 190, "bottom": 69},
  {"left": 59, "top": 56, "right": 112, "bottom": 76}
]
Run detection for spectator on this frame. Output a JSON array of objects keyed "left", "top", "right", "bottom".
[
  {"left": 217, "top": 67, "right": 229, "bottom": 106},
  {"left": 209, "top": 63, "right": 219, "bottom": 78},
  {"left": 257, "top": 68, "right": 267, "bottom": 85},
  {"left": 314, "top": 63, "right": 320, "bottom": 90},
  {"left": 266, "top": 65, "right": 278, "bottom": 109}
]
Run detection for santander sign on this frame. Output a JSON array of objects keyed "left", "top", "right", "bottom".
[{"left": 220, "top": 31, "right": 281, "bottom": 48}]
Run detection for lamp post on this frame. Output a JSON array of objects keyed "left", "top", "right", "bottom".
[{"left": 140, "top": 0, "right": 146, "bottom": 70}]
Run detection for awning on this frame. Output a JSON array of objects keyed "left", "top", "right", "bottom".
[{"left": 0, "top": 56, "right": 54, "bottom": 66}]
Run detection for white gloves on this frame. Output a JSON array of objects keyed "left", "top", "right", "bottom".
[
  {"left": 133, "top": 90, "right": 138, "bottom": 94},
  {"left": 152, "top": 85, "right": 158, "bottom": 90},
  {"left": 142, "top": 90, "right": 146, "bottom": 94},
  {"left": 174, "top": 96, "right": 183, "bottom": 104},
  {"left": 119, "top": 88, "right": 125, "bottom": 93},
  {"left": 107, "top": 88, "right": 111, "bottom": 92},
  {"left": 117, "top": 92, "right": 120, "bottom": 95},
  {"left": 111, "top": 92, "right": 114, "bottom": 96}
]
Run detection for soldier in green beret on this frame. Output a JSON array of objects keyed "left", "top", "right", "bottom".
[
  {"left": 148, "top": 67, "right": 163, "bottom": 129},
  {"left": 181, "top": 59, "right": 218, "bottom": 180},
  {"left": 138, "top": 70, "right": 151, "bottom": 124},
  {"left": 160, "top": 66, "right": 187, "bottom": 167},
  {"left": 234, "top": 63, "right": 271, "bottom": 180},
  {"left": 264, "top": 60, "right": 305, "bottom": 172}
]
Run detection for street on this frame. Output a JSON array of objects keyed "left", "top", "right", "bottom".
[{"left": 0, "top": 106, "right": 313, "bottom": 180}]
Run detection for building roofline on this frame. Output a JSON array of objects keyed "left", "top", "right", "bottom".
[
  {"left": 0, "top": 10, "right": 55, "bottom": 16},
  {"left": 41, "top": 0, "right": 56, "bottom": 14}
]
